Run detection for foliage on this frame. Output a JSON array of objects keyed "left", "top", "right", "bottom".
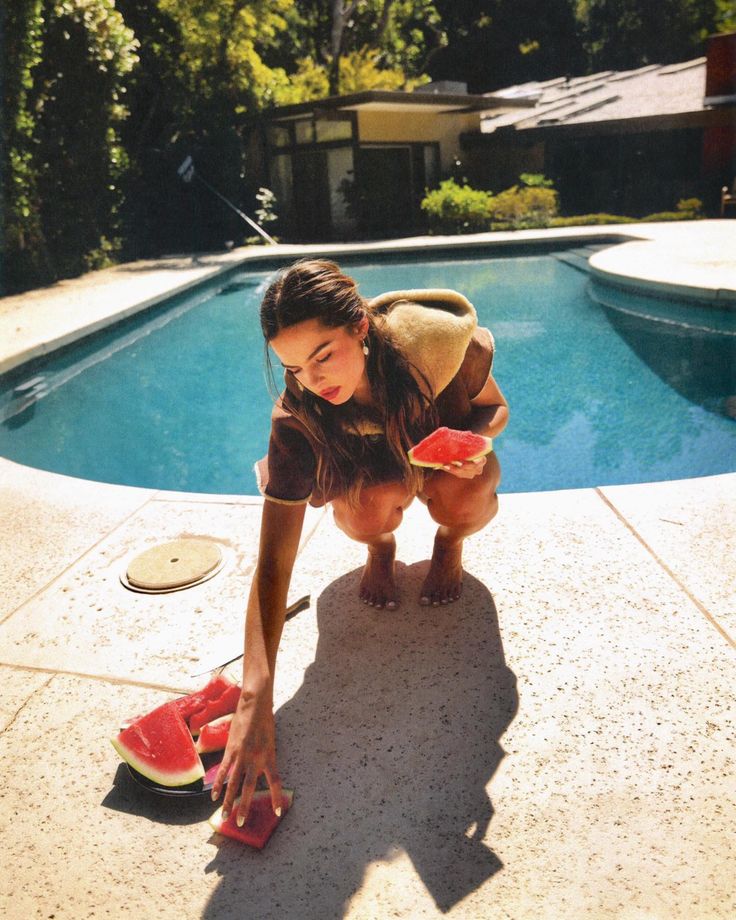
[
  {"left": 677, "top": 197, "right": 703, "bottom": 216},
  {"left": 1, "top": 0, "right": 48, "bottom": 288},
  {"left": 156, "top": 0, "right": 293, "bottom": 110},
  {"left": 488, "top": 184, "right": 559, "bottom": 229},
  {"left": 715, "top": 0, "right": 736, "bottom": 32},
  {"left": 282, "top": 1, "right": 445, "bottom": 94},
  {"left": 254, "top": 187, "right": 278, "bottom": 225},
  {"left": 272, "top": 45, "right": 428, "bottom": 105},
  {"left": 420, "top": 179, "right": 496, "bottom": 234},
  {"left": 550, "top": 214, "right": 636, "bottom": 226},
  {"left": 420, "top": 177, "right": 561, "bottom": 234},
  {"left": 2, "top": 0, "right": 139, "bottom": 292},
  {"left": 335, "top": 46, "right": 429, "bottom": 92},
  {"left": 519, "top": 172, "right": 554, "bottom": 188},
  {"left": 430, "top": 0, "right": 585, "bottom": 92},
  {"left": 549, "top": 198, "right": 705, "bottom": 227},
  {"left": 576, "top": 0, "right": 722, "bottom": 71}
]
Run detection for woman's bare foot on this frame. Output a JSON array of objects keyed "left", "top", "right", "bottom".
[
  {"left": 420, "top": 531, "right": 464, "bottom": 606},
  {"left": 359, "top": 535, "right": 398, "bottom": 609}
]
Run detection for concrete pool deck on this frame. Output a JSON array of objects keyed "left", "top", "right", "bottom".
[{"left": 0, "top": 222, "right": 734, "bottom": 919}]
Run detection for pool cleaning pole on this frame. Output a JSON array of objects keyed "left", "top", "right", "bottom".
[{"left": 177, "top": 156, "right": 277, "bottom": 246}]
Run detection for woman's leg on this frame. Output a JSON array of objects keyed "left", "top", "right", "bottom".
[
  {"left": 418, "top": 451, "right": 501, "bottom": 605},
  {"left": 332, "top": 481, "right": 415, "bottom": 609}
]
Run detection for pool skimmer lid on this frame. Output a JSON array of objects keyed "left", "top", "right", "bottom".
[{"left": 121, "top": 539, "right": 225, "bottom": 593}]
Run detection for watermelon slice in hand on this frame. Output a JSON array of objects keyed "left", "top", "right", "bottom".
[
  {"left": 408, "top": 427, "right": 493, "bottom": 469},
  {"left": 111, "top": 701, "right": 204, "bottom": 787},
  {"left": 209, "top": 790, "right": 294, "bottom": 849}
]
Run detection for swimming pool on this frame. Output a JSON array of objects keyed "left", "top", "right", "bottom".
[{"left": 1, "top": 248, "right": 735, "bottom": 493}]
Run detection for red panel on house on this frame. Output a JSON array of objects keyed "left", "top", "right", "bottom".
[{"left": 705, "top": 32, "right": 736, "bottom": 101}]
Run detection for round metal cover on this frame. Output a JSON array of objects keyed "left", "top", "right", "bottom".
[{"left": 125, "top": 539, "right": 223, "bottom": 591}]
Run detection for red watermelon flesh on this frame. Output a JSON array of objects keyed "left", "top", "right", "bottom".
[
  {"left": 408, "top": 427, "right": 493, "bottom": 468},
  {"left": 111, "top": 701, "right": 204, "bottom": 787},
  {"left": 209, "top": 790, "right": 294, "bottom": 849},
  {"left": 120, "top": 673, "right": 239, "bottom": 733},
  {"left": 189, "top": 683, "right": 241, "bottom": 735},
  {"left": 174, "top": 673, "right": 237, "bottom": 724},
  {"left": 195, "top": 713, "right": 233, "bottom": 753}
]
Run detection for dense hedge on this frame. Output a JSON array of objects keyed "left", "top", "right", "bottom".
[
  {"left": 1, "top": 1, "right": 139, "bottom": 293},
  {"left": 421, "top": 177, "right": 703, "bottom": 234}
]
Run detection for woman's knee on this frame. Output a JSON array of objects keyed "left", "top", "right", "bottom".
[
  {"left": 332, "top": 482, "right": 413, "bottom": 540},
  {"left": 424, "top": 455, "right": 500, "bottom": 529}
]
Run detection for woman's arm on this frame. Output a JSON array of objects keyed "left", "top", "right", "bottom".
[
  {"left": 211, "top": 498, "right": 307, "bottom": 823},
  {"left": 439, "top": 372, "right": 509, "bottom": 480},
  {"left": 469, "top": 372, "right": 509, "bottom": 440}
]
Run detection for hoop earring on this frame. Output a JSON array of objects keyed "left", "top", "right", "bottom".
[{"left": 362, "top": 339, "right": 370, "bottom": 356}]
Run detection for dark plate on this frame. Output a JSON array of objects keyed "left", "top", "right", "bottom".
[{"left": 126, "top": 753, "right": 225, "bottom": 797}]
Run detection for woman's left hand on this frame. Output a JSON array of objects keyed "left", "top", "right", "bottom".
[{"left": 440, "top": 456, "right": 487, "bottom": 478}]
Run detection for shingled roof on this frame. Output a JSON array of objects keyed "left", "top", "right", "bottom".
[{"left": 480, "top": 57, "right": 708, "bottom": 133}]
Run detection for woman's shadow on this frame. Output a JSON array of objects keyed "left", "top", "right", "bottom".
[{"left": 203, "top": 562, "right": 518, "bottom": 919}]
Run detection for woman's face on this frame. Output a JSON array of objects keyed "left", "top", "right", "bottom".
[{"left": 269, "top": 316, "right": 370, "bottom": 405}]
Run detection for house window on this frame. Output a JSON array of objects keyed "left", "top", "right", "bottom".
[
  {"left": 266, "top": 124, "right": 291, "bottom": 148},
  {"left": 294, "top": 119, "right": 315, "bottom": 145},
  {"left": 315, "top": 118, "right": 353, "bottom": 143}
]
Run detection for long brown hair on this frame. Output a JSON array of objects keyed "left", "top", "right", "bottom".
[{"left": 260, "top": 259, "right": 437, "bottom": 506}]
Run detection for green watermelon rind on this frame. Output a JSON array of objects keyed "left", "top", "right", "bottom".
[
  {"left": 111, "top": 702, "right": 205, "bottom": 787},
  {"left": 408, "top": 427, "right": 493, "bottom": 469}
]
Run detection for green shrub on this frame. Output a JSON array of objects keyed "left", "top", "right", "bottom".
[
  {"left": 489, "top": 184, "right": 559, "bottom": 229},
  {"left": 519, "top": 172, "right": 555, "bottom": 188},
  {"left": 420, "top": 179, "right": 495, "bottom": 234},
  {"left": 83, "top": 236, "right": 122, "bottom": 272},
  {"left": 550, "top": 214, "right": 635, "bottom": 227},
  {"left": 640, "top": 211, "right": 688, "bottom": 222},
  {"left": 676, "top": 197, "right": 703, "bottom": 216}
]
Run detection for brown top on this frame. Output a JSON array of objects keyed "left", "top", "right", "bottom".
[{"left": 254, "top": 290, "right": 495, "bottom": 507}]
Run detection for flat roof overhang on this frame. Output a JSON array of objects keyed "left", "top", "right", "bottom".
[
  {"left": 264, "top": 89, "right": 535, "bottom": 122},
  {"left": 463, "top": 106, "right": 736, "bottom": 144}
]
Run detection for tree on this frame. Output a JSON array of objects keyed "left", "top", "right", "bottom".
[
  {"left": 429, "top": 0, "right": 585, "bottom": 92},
  {"left": 279, "top": 0, "right": 444, "bottom": 95},
  {"left": 1, "top": 0, "right": 139, "bottom": 293},
  {"left": 578, "top": 0, "right": 724, "bottom": 71},
  {"left": 1, "top": 0, "right": 48, "bottom": 289}
]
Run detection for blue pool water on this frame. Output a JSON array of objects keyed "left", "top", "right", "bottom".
[{"left": 1, "top": 249, "right": 735, "bottom": 493}]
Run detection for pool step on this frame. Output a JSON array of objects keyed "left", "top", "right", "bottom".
[{"left": 555, "top": 244, "right": 612, "bottom": 274}]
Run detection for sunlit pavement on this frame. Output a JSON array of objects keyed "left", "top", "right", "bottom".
[{"left": 1, "top": 223, "right": 734, "bottom": 919}]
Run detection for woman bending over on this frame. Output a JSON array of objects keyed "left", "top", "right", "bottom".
[{"left": 212, "top": 259, "right": 508, "bottom": 824}]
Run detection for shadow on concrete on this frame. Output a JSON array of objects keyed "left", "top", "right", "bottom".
[
  {"left": 102, "top": 763, "right": 220, "bottom": 826},
  {"left": 201, "top": 563, "right": 518, "bottom": 918}
]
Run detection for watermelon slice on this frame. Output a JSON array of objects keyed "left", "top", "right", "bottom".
[
  {"left": 120, "top": 673, "right": 240, "bottom": 734},
  {"left": 111, "top": 701, "right": 205, "bottom": 787},
  {"left": 195, "top": 713, "right": 233, "bottom": 754},
  {"left": 174, "top": 673, "right": 238, "bottom": 724},
  {"left": 408, "top": 427, "right": 493, "bottom": 469},
  {"left": 209, "top": 790, "right": 294, "bottom": 849},
  {"left": 189, "top": 682, "right": 241, "bottom": 735}
]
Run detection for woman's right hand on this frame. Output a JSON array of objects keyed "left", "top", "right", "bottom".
[{"left": 210, "top": 690, "right": 283, "bottom": 825}]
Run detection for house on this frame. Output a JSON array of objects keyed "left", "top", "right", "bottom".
[
  {"left": 254, "top": 85, "right": 532, "bottom": 241},
  {"left": 462, "top": 32, "right": 736, "bottom": 217},
  {"left": 257, "top": 33, "right": 736, "bottom": 239}
]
